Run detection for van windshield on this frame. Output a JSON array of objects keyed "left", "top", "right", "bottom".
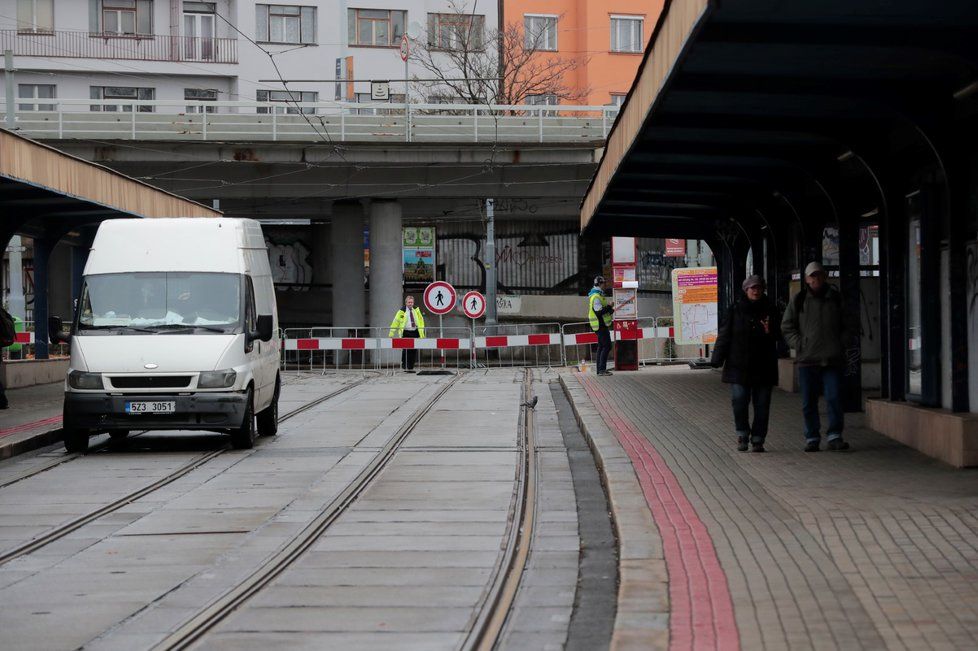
[{"left": 77, "top": 272, "right": 242, "bottom": 334}]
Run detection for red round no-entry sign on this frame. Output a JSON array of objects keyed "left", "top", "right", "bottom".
[
  {"left": 423, "top": 281, "right": 456, "bottom": 315},
  {"left": 462, "top": 291, "right": 486, "bottom": 319}
]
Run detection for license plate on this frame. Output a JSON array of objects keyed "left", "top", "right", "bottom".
[{"left": 125, "top": 401, "right": 176, "bottom": 415}]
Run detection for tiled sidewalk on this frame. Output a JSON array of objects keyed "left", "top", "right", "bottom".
[{"left": 568, "top": 367, "right": 978, "bottom": 650}]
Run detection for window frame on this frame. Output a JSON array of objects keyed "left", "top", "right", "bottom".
[
  {"left": 524, "top": 14, "right": 557, "bottom": 52},
  {"left": 255, "top": 4, "right": 317, "bottom": 45},
  {"left": 17, "top": 0, "right": 54, "bottom": 34},
  {"left": 184, "top": 87, "right": 218, "bottom": 114},
  {"left": 89, "top": 86, "right": 156, "bottom": 112},
  {"left": 256, "top": 89, "right": 318, "bottom": 114},
  {"left": 18, "top": 83, "right": 56, "bottom": 111},
  {"left": 427, "top": 12, "right": 485, "bottom": 51},
  {"left": 99, "top": 0, "right": 153, "bottom": 38},
  {"left": 610, "top": 14, "right": 644, "bottom": 54},
  {"left": 348, "top": 8, "right": 406, "bottom": 48}
]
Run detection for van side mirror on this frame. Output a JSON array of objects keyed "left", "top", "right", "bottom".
[
  {"left": 256, "top": 315, "right": 274, "bottom": 343},
  {"left": 48, "top": 316, "right": 70, "bottom": 345}
]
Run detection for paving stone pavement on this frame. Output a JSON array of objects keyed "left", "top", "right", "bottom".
[{"left": 568, "top": 367, "right": 978, "bottom": 650}]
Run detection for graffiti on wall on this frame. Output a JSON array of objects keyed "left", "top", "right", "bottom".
[{"left": 266, "top": 238, "right": 313, "bottom": 289}]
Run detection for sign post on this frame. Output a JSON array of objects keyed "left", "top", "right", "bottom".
[
  {"left": 424, "top": 281, "right": 456, "bottom": 368},
  {"left": 611, "top": 237, "right": 639, "bottom": 371}
]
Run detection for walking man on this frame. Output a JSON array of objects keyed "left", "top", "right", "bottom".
[
  {"left": 781, "top": 262, "right": 854, "bottom": 452},
  {"left": 711, "top": 275, "right": 781, "bottom": 452},
  {"left": 389, "top": 296, "right": 425, "bottom": 372},
  {"left": 588, "top": 275, "right": 614, "bottom": 376}
]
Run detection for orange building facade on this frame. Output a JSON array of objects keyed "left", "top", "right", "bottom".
[{"left": 505, "top": 0, "right": 664, "bottom": 107}]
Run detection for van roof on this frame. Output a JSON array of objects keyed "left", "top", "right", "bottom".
[{"left": 85, "top": 218, "right": 267, "bottom": 275}]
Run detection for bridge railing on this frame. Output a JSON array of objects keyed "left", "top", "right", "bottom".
[{"left": 0, "top": 99, "right": 620, "bottom": 143}]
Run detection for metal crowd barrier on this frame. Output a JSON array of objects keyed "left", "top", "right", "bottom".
[
  {"left": 280, "top": 317, "right": 711, "bottom": 373},
  {"left": 1, "top": 322, "right": 70, "bottom": 361}
]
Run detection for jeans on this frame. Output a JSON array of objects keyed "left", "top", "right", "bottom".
[
  {"left": 596, "top": 327, "right": 612, "bottom": 373},
  {"left": 731, "top": 384, "right": 773, "bottom": 443},
  {"left": 401, "top": 329, "right": 420, "bottom": 370},
  {"left": 797, "top": 365, "right": 844, "bottom": 442}
]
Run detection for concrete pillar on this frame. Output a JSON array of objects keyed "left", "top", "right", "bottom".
[
  {"left": 369, "top": 200, "right": 402, "bottom": 363},
  {"left": 330, "top": 201, "right": 365, "bottom": 330}
]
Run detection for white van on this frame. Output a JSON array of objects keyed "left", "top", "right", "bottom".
[{"left": 49, "top": 218, "right": 280, "bottom": 453}]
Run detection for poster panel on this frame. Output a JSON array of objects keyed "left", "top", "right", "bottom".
[
  {"left": 402, "top": 227, "right": 435, "bottom": 283},
  {"left": 671, "top": 267, "right": 719, "bottom": 345}
]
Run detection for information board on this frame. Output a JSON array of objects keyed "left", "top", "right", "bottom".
[
  {"left": 402, "top": 226, "right": 435, "bottom": 283},
  {"left": 671, "top": 267, "right": 719, "bottom": 345}
]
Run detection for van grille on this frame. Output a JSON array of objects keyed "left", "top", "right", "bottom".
[{"left": 110, "top": 376, "right": 192, "bottom": 389}]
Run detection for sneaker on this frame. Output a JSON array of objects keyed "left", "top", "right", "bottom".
[
  {"left": 804, "top": 441, "right": 820, "bottom": 452},
  {"left": 752, "top": 443, "right": 765, "bottom": 453},
  {"left": 598, "top": 371, "right": 613, "bottom": 376},
  {"left": 737, "top": 436, "right": 748, "bottom": 452},
  {"left": 827, "top": 438, "right": 850, "bottom": 451}
]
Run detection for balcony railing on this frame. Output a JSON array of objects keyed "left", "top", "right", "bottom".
[
  {"left": 1, "top": 99, "right": 621, "bottom": 144},
  {"left": 0, "top": 29, "right": 237, "bottom": 64}
]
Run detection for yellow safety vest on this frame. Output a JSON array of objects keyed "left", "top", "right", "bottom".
[
  {"left": 588, "top": 292, "right": 613, "bottom": 331},
  {"left": 389, "top": 307, "right": 425, "bottom": 338}
]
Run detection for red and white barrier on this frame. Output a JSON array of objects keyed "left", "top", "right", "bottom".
[
  {"left": 561, "top": 326, "right": 673, "bottom": 346},
  {"left": 474, "top": 333, "right": 561, "bottom": 349},
  {"left": 284, "top": 337, "right": 468, "bottom": 351},
  {"left": 14, "top": 332, "right": 34, "bottom": 344}
]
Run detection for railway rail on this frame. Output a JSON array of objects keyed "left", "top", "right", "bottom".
[{"left": 0, "top": 376, "right": 368, "bottom": 567}]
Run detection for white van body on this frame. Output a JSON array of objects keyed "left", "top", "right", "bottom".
[{"left": 61, "top": 218, "right": 280, "bottom": 451}]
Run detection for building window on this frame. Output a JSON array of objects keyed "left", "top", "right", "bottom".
[
  {"left": 183, "top": 2, "right": 216, "bottom": 60},
  {"left": 355, "top": 92, "right": 405, "bottom": 115},
  {"left": 348, "top": 9, "right": 405, "bottom": 47},
  {"left": 256, "top": 4, "right": 317, "bottom": 44},
  {"left": 609, "top": 93, "right": 626, "bottom": 107},
  {"left": 185, "top": 88, "right": 217, "bottom": 113},
  {"left": 610, "top": 16, "right": 643, "bottom": 53},
  {"left": 18, "top": 84, "right": 55, "bottom": 111},
  {"left": 427, "top": 13, "right": 484, "bottom": 50},
  {"left": 524, "top": 15, "right": 557, "bottom": 51},
  {"left": 101, "top": 0, "right": 153, "bottom": 36},
  {"left": 16, "top": 0, "right": 53, "bottom": 33},
  {"left": 257, "top": 89, "right": 318, "bottom": 114},
  {"left": 90, "top": 86, "right": 155, "bottom": 112}
]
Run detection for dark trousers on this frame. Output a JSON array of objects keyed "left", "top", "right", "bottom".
[
  {"left": 401, "top": 329, "right": 419, "bottom": 369},
  {"left": 596, "top": 327, "right": 612, "bottom": 373},
  {"left": 731, "top": 383, "right": 773, "bottom": 443},
  {"left": 798, "top": 365, "right": 844, "bottom": 442}
]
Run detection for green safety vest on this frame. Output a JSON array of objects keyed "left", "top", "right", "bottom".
[
  {"left": 588, "top": 291, "right": 613, "bottom": 331},
  {"left": 389, "top": 307, "right": 426, "bottom": 338}
]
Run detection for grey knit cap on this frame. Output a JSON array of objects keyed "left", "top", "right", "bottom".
[{"left": 742, "top": 275, "right": 765, "bottom": 292}]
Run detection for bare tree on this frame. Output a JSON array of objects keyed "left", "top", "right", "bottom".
[{"left": 410, "top": 1, "right": 588, "bottom": 106}]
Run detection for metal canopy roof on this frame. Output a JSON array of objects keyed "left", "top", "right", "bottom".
[
  {"left": 580, "top": 0, "right": 978, "bottom": 236},
  {"left": 0, "top": 129, "right": 220, "bottom": 240}
]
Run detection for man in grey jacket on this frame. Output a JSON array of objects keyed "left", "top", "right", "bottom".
[{"left": 781, "top": 262, "right": 853, "bottom": 452}]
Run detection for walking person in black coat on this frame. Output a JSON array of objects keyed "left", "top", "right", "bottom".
[{"left": 710, "top": 275, "right": 782, "bottom": 452}]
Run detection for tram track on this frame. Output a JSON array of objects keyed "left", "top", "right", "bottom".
[
  {"left": 0, "top": 376, "right": 369, "bottom": 567},
  {"left": 151, "top": 372, "right": 463, "bottom": 651},
  {"left": 464, "top": 367, "right": 538, "bottom": 651}
]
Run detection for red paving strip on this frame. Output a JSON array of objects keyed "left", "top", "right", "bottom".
[
  {"left": 579, "top": 373, "right": 739, "bottom": 651},
  {"left": 0, "top": 415, "right": 63, "bottom": 439}
]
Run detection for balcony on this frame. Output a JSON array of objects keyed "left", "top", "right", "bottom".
[{"left": 0, "top": 29, "right": 237, "bottom": 64}]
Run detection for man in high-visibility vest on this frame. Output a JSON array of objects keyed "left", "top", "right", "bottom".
[
  {"left": 389, "top": 296, "right": 426, "bottom": 372},
  {"left": 588, "top": 275, "right": 615, "bottom": 376}
]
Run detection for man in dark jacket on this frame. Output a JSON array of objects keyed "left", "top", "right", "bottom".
[
  {"left": 711, "top": 275, "right": 781, "bottom": 452},
  {"left": 781, "top": 262, "right": 854, "bottom": 452}
]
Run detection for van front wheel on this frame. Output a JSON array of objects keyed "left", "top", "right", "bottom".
[
  {"left": 64, "top": 429, "right": 90, "bottom": 454},
  {"left": 231, "top": 388, "right": 256, "bottom": 450},
  {"left": 257, "top": 377, "right": 279, "bottom": 437}
]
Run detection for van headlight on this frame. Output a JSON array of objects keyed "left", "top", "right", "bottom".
[
  {"left": 68, "top": 371, "right": 104, "bottom": 390},
  {"left": 198, "top": 370, "right": 237, "bottom": 389}
]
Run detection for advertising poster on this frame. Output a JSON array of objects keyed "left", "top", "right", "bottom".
[
  {"left": 671, "top": 267, "right": 719, "bottom": 345},
  {"left": 402, "top": 226, "right": 435, "bottom": 283}
]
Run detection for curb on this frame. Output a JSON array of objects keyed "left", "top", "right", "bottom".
[
  {"left": 558, "top": 370, "right": 669, "bottom": 650},
  {"left": 0, "top": 427, "right": 64, "bottom": 460}
]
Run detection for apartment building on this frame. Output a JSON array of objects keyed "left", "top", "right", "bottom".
[
  {"left": 507, "top": 0, "right": 663, "bottom": 107},
  {"left": 0, "top": 0, "right": 498, "bottom": 113}
]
